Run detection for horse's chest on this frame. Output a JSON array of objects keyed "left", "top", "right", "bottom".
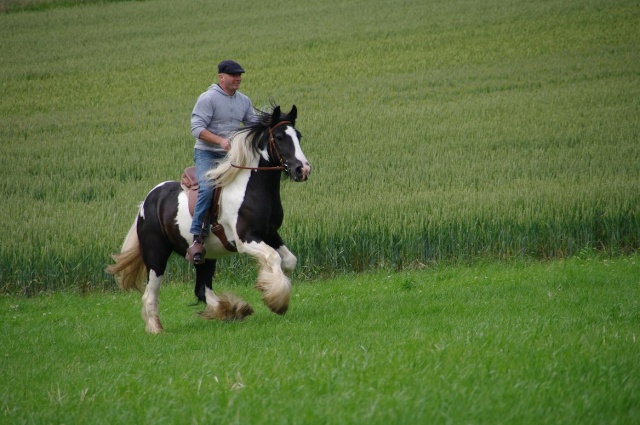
[
  {"left": 222, "top": 173, "right": 282, "bottom": 233},
  {"left": 220, "top": 170, "right": 251, "bottom": 218}
]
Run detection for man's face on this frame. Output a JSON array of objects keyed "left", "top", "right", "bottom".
[{"left": 219, "top": 72, "right": 243, "bottom": 94}]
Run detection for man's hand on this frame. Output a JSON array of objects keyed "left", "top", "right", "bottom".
[
  {"left": 219, "top": 138, "right": 231, "bottom": 151},
  {"left": 198, "top": 129, "right": 231, "bottom": 151}
]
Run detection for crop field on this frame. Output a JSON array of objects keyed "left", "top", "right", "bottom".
[{"left": 1, "top": 0, "right": 639, "bottom": 292}]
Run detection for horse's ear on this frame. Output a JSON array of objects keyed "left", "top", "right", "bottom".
[
  {"left": 271, "top": 105, "right": 282, "bottom": 125},
  {"left": 289, "top": 105, "right": 297, "bottom": 124}
]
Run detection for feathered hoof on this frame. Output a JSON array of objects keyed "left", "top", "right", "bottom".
[
  {"left": 268, "top": 301, "right": 289, "bottom": 315},
  {"left": 262, "top": 293, "right": 290, "bottom": 315},
  {"left": 199, "top": 293, "right": 254, "bottom": 321},
  {"left": 256, "top": 280, "right": 291, "bottom": 316},
  {"left": 145, "top": 318, "right": 164, "bottom": 334}
]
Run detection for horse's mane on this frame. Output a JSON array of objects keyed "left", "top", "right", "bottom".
[{"left": 205, "top": 105, "right": 288, "bottom": 188}]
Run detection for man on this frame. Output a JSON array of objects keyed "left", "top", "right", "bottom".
[{"left": 186, "top": 59, "right": 257, "bottom": 264}]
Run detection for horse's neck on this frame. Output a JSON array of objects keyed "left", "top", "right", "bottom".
[{"left": 249, "top": 167, "right": 282, "bottom": 195}]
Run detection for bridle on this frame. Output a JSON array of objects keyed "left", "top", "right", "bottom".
[{"left": 231, "top": 121, "right": 291, "bottom": 172}]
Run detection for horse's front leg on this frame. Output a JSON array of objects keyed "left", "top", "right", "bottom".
[
  {"left": 277, "top": 245, "right": 297, "bottom": 275},
  {"left": 238, "top": 240, "right": 292, "bottom": 315}
]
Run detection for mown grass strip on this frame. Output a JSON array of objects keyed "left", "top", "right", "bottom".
[{"left": 1, "top": 256, "right": 638, "bottom": 423}]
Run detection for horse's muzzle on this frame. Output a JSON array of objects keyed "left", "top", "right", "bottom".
[{"left": 292, "top": 162, "right": 311, "bottom": 182}]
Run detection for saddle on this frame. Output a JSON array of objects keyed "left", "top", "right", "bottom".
[{"left": 181, "top": 167, "right": 237, "bottom": 252}]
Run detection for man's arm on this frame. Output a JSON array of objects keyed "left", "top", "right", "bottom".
[
  {"left": 196, "top": 129, "right": 231, "bottom": 151},
  {"left": 191, "top": 92, "right": 231, "bottom": 151}
]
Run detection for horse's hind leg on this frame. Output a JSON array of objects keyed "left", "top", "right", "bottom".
[
  {"left": 142, "top": 270, "right": 164, "bottom": 334},
  {"left": 199, "top": 287, "right": 254, "bottom": 321},
  {"left": 196, "top": 260, "right": 254, "bottom": 321},
  {"left": 139, "top": 233, "right": 172, "bottom": 334},
  {"left": 194, "top": 260, "right": 217, "bottom": 303},
  {"left": 133, "top": 181, "right": 184, "bottom": 333}
]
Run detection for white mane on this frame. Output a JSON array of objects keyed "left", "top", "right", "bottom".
[{"left": 205, "top": 129, "right": 259, "bottom": 188}]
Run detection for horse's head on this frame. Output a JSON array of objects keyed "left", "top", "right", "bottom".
[{"left": 264, "top": 105, "right": 311, "bottom": 182}]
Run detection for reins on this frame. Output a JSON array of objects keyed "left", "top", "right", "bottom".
[{"left": 231, "top": 121, "right": 291, "bottom": 171}]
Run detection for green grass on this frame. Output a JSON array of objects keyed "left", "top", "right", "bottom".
[
  {"left": 0, "top": 0, "right": 141, "bottom": 13},
  {"left": 1, "top": 0, "right": 639, "bottom": 292},
  {"left": 1, "top": 256, "right": 638, "bottom": 423}
]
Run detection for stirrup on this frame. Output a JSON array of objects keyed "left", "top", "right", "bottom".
[{"left": 186, "top": 238, "right": 206, "bottom": 265}]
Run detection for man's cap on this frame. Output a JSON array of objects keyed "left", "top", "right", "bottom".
[{"left": 218, "top": 60, "right": 245, "bottom": 74}]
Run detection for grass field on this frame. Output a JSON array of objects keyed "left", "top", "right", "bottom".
[
  {"left": 1, "top": 0, "right": 638, "bottom": 292},
  {"left": 1, "top": 256, "right": 638, "bottom": 424}
]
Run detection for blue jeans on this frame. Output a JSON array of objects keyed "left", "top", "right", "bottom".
[{"left": 190, "top": 148, "right": 226, "bottom": 236}]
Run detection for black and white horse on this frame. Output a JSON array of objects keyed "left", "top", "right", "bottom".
[{"left": 107, "top": 105, "right": 311, "bottom": 333}]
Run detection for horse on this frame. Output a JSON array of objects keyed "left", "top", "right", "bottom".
[{"left": 106, "top": 105, "right": 311, "bottom": 333}]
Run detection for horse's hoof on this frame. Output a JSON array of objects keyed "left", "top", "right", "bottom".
[
  {"left": 199, "top": 293, "right": 254, "bottom": 321},
  {"left": 271, "top": 304, "right": 288, "bottom": 315},
  {"left": 145, "top": 319, "right": 164, "bottom": 334},
  {"left": 260, "top": 290, "right": 290, "bottom": 316}
]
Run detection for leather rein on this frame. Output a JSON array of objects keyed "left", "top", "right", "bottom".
[{"left": 231, "top": 121, "right": 291, "bottom": 171}]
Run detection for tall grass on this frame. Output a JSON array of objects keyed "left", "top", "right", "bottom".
[
  {"left": 1, "top": 0, "right": 638, "bottom": 292},
  {"left": 0, "top": 0, "right": 142, "bottom": 13}
]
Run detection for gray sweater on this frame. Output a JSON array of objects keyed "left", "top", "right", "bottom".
[{"left": 190, "top": 84, "right": 257, "bottom": 153}]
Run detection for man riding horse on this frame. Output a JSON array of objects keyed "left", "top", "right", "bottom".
[{"left": 188, "top": 59, "right": 259, "bottom": 264}]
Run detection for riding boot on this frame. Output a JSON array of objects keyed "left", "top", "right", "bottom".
[{"left": 186, "top": 234, "right": 206, "bottom": 265}]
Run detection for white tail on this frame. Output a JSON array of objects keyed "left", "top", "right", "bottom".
[{"left": 105, "top": 215, "right": 147, "bottom": 292}]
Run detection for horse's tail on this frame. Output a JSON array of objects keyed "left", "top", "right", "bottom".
[{"left": 105, "top": 213, "right": 147, "bottom": 292}]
